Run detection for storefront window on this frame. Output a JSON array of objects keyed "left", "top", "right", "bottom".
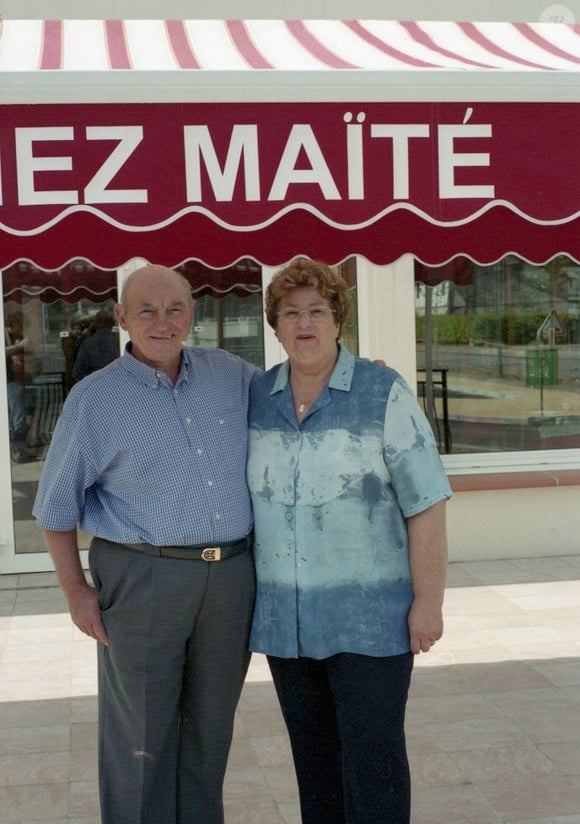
[
  {"left": 3, "top": 261, "right": 118, "bottom": 555},
  {"left": 3, "top": 259, "right": 266, "bottom": 559},
  {"left": 415, "top": 256, "right": 580, "bottom": 454},
  {"left": 178, "top": 259, "right": 264, "bottom": 367}
]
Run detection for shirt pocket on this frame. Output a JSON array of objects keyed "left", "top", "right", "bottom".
[{"left": 205, "top": 406, "right": 248, "bottom": 463}]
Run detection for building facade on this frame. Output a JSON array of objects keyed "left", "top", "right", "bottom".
[{"left": 1, "top": 2, "right": 579, "bottom": 572}]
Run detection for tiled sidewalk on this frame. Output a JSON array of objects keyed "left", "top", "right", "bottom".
[{"left": 1, "top": 557, "right": 580, "bottom": 823}]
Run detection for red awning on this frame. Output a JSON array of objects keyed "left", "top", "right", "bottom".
[
  {"left": 2, "top": 260, "right": 262, "bottom": 303},
  {"left": 1, "top": 20, "right": 579, "bottom": 274}
]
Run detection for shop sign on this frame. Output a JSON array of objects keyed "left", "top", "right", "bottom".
[{"left": 0, "top": 102, "right": 578, "bottom": 268}]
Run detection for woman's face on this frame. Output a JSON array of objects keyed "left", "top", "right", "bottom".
[{"left": 275, "top": 287, "right": 340, "bottom": 371}]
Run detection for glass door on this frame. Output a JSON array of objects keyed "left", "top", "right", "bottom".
[{"left": 0, "top": 262, "right": 119, "bottom": 574}]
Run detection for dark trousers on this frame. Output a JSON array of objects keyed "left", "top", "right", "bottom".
[
  {"left": 268, "top": 651, "right": 413, "bottom": 824},
  {"left": 89, "top": 538, "right": 256, "bottom": 824}
]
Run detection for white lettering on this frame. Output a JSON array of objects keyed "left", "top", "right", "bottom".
[
  {"left": 184, "top": 125, "right": 260, "bottom": 202},
  {"left": 269, "top": 125, "right": 340, "bottom": 201},
  {"left": 16, "top": 127, "right": 78, "bottom": 206},
  {"left": 370, "top": 124, "right": 429, "bottom": 200},
  {"left": 438, "top": 117, "right": 494, "bottom": 199},
  {"left": 84, "top": 126, "right": 148, "bottom": 204},
  {"left": 345, "top": 112, "right": 365, "bottom": 200}
]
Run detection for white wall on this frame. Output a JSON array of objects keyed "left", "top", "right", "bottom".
[
  {"left": 356, "top": 257, "right": 417, "bottom": 388},
  {"left": 447, "top": 486, "right": 580, "bottom": 561}
]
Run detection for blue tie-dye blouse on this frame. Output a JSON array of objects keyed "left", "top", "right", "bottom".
[{"left": 247, "top": 344, "right": 451, "bottom": 660}]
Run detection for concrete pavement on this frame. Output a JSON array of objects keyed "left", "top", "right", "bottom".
[{"left": 1, "top": 556, "right": 580, "bottom": 823}]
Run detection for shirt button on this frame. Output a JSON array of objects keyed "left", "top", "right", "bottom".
[
  {"left": 215, "top": 513, "right": 221, "bottom": 520},
  {"left": 197, "top": 448, "right": 203, "bottom": 455},
  {"left": 285, "top": 513, "right": 292, "bottom": 521},
  {"left": 208, "top": 480, "right": 213, "bottom": 486},
  {"left": 185, "top": 417, "right": 191, "bottom": 424},
  {"left": 219, "top": 418, "right": 224, "bottom": 425}
]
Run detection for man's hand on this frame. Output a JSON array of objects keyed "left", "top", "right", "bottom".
[
  {"left": 408, "top": 596, "right": 443, "bottom": 655},
  {"left": 43, "top": 528, "right": 110, "bottom": 646},
  {"left": 67, "top": 583, "right": 110, "bottom": 646}
]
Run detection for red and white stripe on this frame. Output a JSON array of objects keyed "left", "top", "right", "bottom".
[{"left": 0, "top": 19, "right": 578, "bottom": 72}]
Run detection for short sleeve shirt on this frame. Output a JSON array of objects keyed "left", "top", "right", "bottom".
[
  {"left": 247, "top": 345, "right": 452, "bottom": 659},
  {"left": 34, "top": 346, "right": 256, "bottom": 545}
]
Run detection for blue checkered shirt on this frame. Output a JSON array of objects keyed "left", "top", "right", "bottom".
[{"left": 33, "top": 346, "right": 257, "bottom": 545}]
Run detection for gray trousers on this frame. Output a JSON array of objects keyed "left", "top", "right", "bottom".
[{"left": 89, "top": 538, "right": 256, "bottom": 824}]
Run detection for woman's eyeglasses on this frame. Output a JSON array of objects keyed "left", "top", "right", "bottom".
[{"left": 277, "top": 307, "right": 336, "bottom": 324}]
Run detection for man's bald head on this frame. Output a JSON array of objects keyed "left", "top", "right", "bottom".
[{"left": 120, "top": 265, "right": 193, "bottom": 310}]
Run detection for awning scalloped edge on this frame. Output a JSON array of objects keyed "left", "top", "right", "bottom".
[{"left": 2, "top": 200, "right": 580, "bottom": 237}]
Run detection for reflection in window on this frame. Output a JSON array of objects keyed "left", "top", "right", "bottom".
[
  {"left": 337, "top": 258, "right": 359, "bottom": 356},
  {"left": 178, "top": 259, "right": 264, "bottom": 368},
  {"left": 3, "top": 261, "right": 118, "bottom": 555},
  {"left": 415, "top": 256, "right": 580, "bottom": 454}
]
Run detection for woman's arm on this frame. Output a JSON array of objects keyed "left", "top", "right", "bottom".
[{"left": 406, "top": 500, "right": 448, "bottom": 654}]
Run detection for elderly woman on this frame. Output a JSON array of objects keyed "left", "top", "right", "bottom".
[{"left": 247, "top": 259, "right": 451, "bottom": 824}]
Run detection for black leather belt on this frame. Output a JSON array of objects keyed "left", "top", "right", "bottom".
[{"left": 101, "top": 535, "right": 251, "bottom": 562}]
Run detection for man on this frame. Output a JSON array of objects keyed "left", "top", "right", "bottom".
[
  {"left": 33, "top": 265, "right": 257, "bottom": 824},
  {"left": 72, "top": 308, "right": 119, "bottom": 381}
]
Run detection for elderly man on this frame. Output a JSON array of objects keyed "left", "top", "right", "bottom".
[{"left": 33, "top": 265, "right": 257, "bottom": 824}]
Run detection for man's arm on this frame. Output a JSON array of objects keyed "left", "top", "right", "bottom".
[
  {"left": 43, "top": 528, "right": 109, "bottom": 645},
  {"left": 406, "top": 500, "right": 448, "bottom": 655}
]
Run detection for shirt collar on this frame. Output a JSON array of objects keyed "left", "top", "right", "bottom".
[
  {"left": 120, "top": 343, "right": 190, "bottom": 388},
  {"left": 270, "top": 343, "right": 355, "bottom": 396}
]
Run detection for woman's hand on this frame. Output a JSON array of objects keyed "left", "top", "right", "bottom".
[{"left": 408, "top": 596, "right": 443, "bottom": 654}]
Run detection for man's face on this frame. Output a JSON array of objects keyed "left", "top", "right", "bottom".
[{"left": 115, "top": 269, "right": 194, "bottom": 373}]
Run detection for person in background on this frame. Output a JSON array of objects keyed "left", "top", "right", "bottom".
[
  {"left": 247, "top": 259, "right": 451, "bottom": 824},
  {"left": 72, "top": 308, "right": 119, "bottom": 381},
  {"left": 61, "top": 317, "right": 83, "bottom": 393},
  {"left": 33, "top": 265, "right": 257, "bottom": 824},
  {"left": 5, "top": 310, "right": 31, "bottom": 462}
]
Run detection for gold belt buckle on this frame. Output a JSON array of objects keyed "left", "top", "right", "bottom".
[{"left": 201, "top": 547, "right": 221, "bottom": 562}]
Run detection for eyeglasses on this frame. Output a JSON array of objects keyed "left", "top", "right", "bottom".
[{"left": 277, "top": 307, "right": 336, "bottom": 324}]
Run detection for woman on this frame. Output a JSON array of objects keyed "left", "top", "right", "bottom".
[{"left": 247, "top": 259, "right": 451, "bottom": 824}]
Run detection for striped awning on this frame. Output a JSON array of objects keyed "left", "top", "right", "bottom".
[
  {"left": 0, "top": 19, "right": 579, "bottom": 273},
  {"left": 0, "top": 19, "right": 579, "bottom": 72}
]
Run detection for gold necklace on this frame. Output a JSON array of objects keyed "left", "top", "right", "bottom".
[
  {"left": 297, "top": 398, "right": 313, "bottom": 414},
  {"left": 294, "top": 387, "right": 324, "bottom": 414},
  {"left": 291, "top": 372, "right": 331, "bottom": 415}
]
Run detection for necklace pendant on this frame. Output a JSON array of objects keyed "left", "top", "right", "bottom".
[{"left": 298, "top": 402, "right": 306, "bottom": 414}]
